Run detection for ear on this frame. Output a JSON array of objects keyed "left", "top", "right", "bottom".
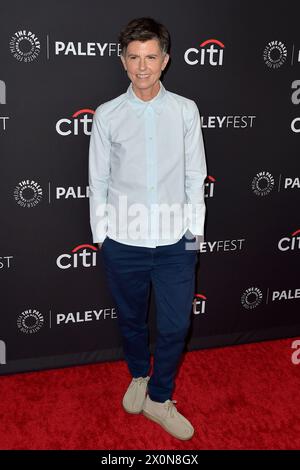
[
  {"left": 162, "top": 53, "right": 170, "bottom": 70},
  {"left": 120, "top": 54, "right": 127, "bottom": 70}
]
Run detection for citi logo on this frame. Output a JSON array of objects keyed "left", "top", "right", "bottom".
[
  {"left": 206, "top": 175, "right": 216, "bottom": 198},
  {"left": 278, "top": 229, "right": 300, "bottom": 252},
  {"left": 0, "top": 80, "right": 6, "bottom": 104},
  {"left": 56, "top": 108, "right": 94, "bottom": 136},
  {"left": 193, "top": 294, "right": 207, "bottom": 315},
  {"left": 56, "top": 244, "right": 98, "bottom": 269},
  {"left": 184, "top": 39, "right": 225, "bottom": 66},
  {"left": 0, "top": 340, "right": 6, "bottom": 365}
]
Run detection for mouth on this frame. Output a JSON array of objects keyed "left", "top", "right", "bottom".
[{"left": 136, "top": 74, "right": 150, "bottom": 79}]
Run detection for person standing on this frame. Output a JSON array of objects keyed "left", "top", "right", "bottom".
[{"left": 89, "top": 17, "right": 207, "bottom": 440}]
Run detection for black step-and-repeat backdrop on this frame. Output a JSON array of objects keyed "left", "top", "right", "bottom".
[{"left": 1, "top": 1, "right": 299, "bottom": 374}]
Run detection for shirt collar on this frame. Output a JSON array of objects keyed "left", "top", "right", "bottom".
[{"left": 126, "top": 80, "right": 166, "bottom": 115}]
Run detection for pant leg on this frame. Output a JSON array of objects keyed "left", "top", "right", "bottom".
[
  {"left": 147, "top": 234, "right": 197, "bottom": 402},
  {"left": 101, "top": 237, "right": 152, "bottom": 378}
]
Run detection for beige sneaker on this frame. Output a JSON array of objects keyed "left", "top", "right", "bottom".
[
  {"left": 142, "top": 395, "right": 194, "bottom": 440},
  {"left": 122, "top": 376, "right": 150, "bottom": 414}
]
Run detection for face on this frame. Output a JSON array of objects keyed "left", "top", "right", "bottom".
[{"left": 120, "top": 38, "right": 169, "bottom": 97}]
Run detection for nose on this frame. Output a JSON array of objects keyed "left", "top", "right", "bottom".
[{"left": 138, "top": 58, "right": 147, "bottom": 71}]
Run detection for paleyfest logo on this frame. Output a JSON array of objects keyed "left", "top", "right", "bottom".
[
  {"left": 54, "top": 41, "right": 121, "bottom": 56},
  {"left": 10, "top": 30, "right": 41, "bottom": 62}
]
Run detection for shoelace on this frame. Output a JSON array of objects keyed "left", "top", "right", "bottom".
[
  {"left": 164, "top": 399, "right": 178, "bottom": 418},
  {"left": 131, "top": 376, "right": 149, "bottom": 387}
]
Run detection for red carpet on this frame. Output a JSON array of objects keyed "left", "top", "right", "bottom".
[{"left": 0, "top": 337, "right": 300, "bottom": 450}]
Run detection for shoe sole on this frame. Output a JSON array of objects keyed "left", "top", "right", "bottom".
[
  {"left": 122, "top": 402, "right": 143, "bottom": 414},
  {"left": 142, "top": 410, "right": 194, "bottom": 441}
]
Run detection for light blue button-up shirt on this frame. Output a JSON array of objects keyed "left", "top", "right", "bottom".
[{"left": 88, "top": 80, "right": 207, "bottom": 248}]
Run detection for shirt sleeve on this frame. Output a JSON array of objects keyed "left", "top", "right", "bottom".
[
  {"left": 88, "top": 106, "right": 111, "bottom": 243},
  {"left": 184, "top": 100, "right": 207, "bottom": 236}
]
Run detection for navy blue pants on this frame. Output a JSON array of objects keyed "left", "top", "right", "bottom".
[{"left": 101, "top": 231, "right": 197, "bottom": 403}]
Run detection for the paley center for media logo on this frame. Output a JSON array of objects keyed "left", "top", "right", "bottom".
[
  {"left": 241, "top": 287, "right": 263, "bottom": 309},
  {"left": 241, "top": 285, "right": 300, "bottom": 308},
  {"left": 263, "top": 39, "right": 300, "bottom": 68},
  {"left": 251, "top": 170, "right": 300, "bottom": 195},
  {"left": 263, "top": 40, "right": 287, "bottom": 68},
  {"left": 14, "top": 180, "right": 43, "bottom": 208},
  {"left": 17, "top": 309, "right": 44, "bottom": 334},
  {"left": 9, "top": 29, "right": 121, "bottom": 61},
  {"left": 251, "top": 171, "right": 275, "bottom": 196},
  {"left": 10, "top": 30, "right": 41, "bottom": 62}
]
